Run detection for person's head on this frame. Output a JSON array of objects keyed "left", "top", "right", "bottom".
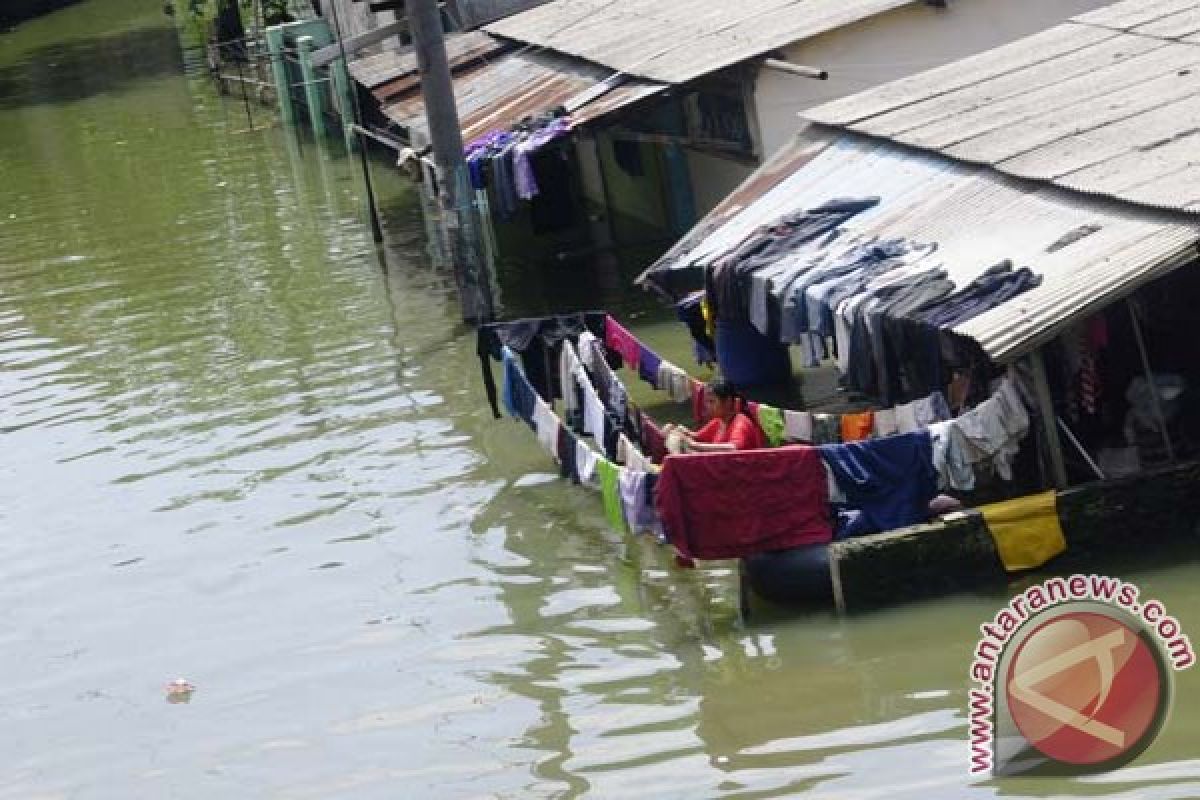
[{"left": 706, "top": 379, "right": 742, "bottom": 421}]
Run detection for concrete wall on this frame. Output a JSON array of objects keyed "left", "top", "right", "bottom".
[
  {"left": 685, "top": 149, "right": 756, "bottom": 219},
  {"left": 753, "top": 0, "right": 1112, "bottom": 158}
]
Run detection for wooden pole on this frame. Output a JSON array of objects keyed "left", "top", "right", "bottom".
[{"left": 1030, "top": 349, "right": 1069, "bottom": 489}]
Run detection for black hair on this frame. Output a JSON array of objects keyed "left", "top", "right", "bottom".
[{"left": 708, "top": 379, "right": 743, "bottom": 404}]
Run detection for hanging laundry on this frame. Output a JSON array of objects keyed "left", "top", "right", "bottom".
[
  {"left": 576, "top": 439, "right": 599, "bottom": 486},
  {"left": 532, "top": 398, "right": 560, "bottom": 460},
  {"left": 558, "top": 425, "right": 579, "bottom": 483},
  {"left": 604, "top": 316, "right": 641, "bottom": 372},
  {"left": 894, "top": 400, "right": 920, "bottom": 434},
  {"left": 578, "top": 366, "right": 607, "bottom": 440},
  {"left": 873, "top": 408, "right": 898, "bottom": 438},
  {"left": 620, "top": 468, "right": 658, "bottom": 534},
  {"left": 913, "top": 391, "right": 951, "bottom": 428},
  {"left": 818, "top": 431, "right": 938, "bottom": 538},
  {"left": 639, "top": 411, "right": 668, "bottom": 464},
  {"left": 783, "top": 409, "right": 813, "bottom": 443},
  {"left": 755, "top": 404, "right": 786, "bottom": 447},
  {"left": 477, "top": 313, "right": 606, "bottom": 418},
  {"left": 657, "top": 361, "right": 692, "bottom": 403},
  {"left": 956, "top": 378, "right": 1029, "bottom": 480},
  {"left": 840, "top": 411, "right": 875, "bottom": 442},
  {"left": 928, "top": 419, "right": 975, "bottom": 491},
  {"left": 559, "top": 340, "right": 582, "bottom": 430},
  {"left": 502, "top": 347, "right": 537, "bottom": 426},
  {"left": 596, "top": 459, "right": 629, "bottom": 533},
  {"left": 978, "top": 491, "right": 1066, "bottom": 572},
  {"left": 655, "top": 446, "right": 832, "bottom": 561},
  {"left": 812, "top": 413, "right": 841, "bottom": 444},
  {"left": 638, "top": 343, "right": 662, "bottom": 389}
]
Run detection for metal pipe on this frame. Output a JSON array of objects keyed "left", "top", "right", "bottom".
[
  {"left": 762, "top": 58, "right": 829, "bottom": 80},
  {"left": 1127, "top": 298, "right": 1175, "bottom": 461},
  {"left": 1056, "top": 416, "right": 1105, "bottom": 481}
]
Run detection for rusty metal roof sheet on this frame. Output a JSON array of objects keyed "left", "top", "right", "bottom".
[
  {"left": 639, "top": 130, "right": 1200, "bottom": 364},
  {"left": 381, "top": 48, "right": 667, "bottom": 143},
  {"left": 483, "top": 0, "right": 915, "bottom": 85},
  {"left": 802, "top": 0, "right": 1200, "bottom": 214},
  {"left": 348, "top": 31, "right": 508, "bottom": 90}
]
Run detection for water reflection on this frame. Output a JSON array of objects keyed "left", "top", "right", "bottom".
[{"left": 3, "top": 1, "right": 1200, "bottom": 798}]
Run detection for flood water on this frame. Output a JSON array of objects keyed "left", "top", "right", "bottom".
[{"left": 3, "top": 3, "right": 1200, "bottom": 798}]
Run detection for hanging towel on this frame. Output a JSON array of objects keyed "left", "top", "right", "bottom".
[
  {"left": 840, "top": 410, "right": 875, "bottom": 442},
  {"left": 576, "top": 440, "right": 599, "bottom": 486},
  {"left": 873, "top": 408, "right": 898, "bottom": 438},
  {"left": 978, "top": 491, "right": 1067, "bottom": 572},
  {"left": 597, "top": 459, "right": 629, "bottom": 533},
  {"left": 533, "top": 398, "right": 560, "bottom": 460},
  {"left": 638, "top": 343, "right": 663, "bottom": 388},
  {"left": 655, "top": 446, "right": 832, "bottom": 560},
  {"left": 895, "top": 401, "right": 920, "bottom": 434},
  {"left": 784, "top": 409, "right": 813, "bottom": 443},
  {"left": 503, "top": 347, "right": 537, "bottom": 426},
  {"left": 605, "top": 316, "right": 641, "bottom": 371},
  {"left": 658, "top": 361, "right": 692, "bottom": 403},
  {"left": 559, "top": 340, "right": 582, "bottom": 429},
  {"left": 755, "top": 404, "right": 786, "bottom": 447},
  {"left": 558, "top": 425, "right": 579, "bottom": 483},
  {"left": 640, "top": 411, "right": 668, "bottom": 464},
  {"left": 578, "top": 368, "right": 607, "bottom": 440},
  {"left": 928, "top": 420, "right": 975, "bottom": 491},
  {"left": 620, "top": 468, "right": 658, "bottom": 534},
  {"left": 818, "top": 431, "right": 938, "bottom": 537}
]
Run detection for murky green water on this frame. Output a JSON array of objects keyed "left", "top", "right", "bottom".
[{"left": 3, "top": 3, "right": 1200, "bottom": 798}]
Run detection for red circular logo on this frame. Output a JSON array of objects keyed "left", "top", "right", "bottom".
[{"left": 1006, "top": 611, "right": 1166, "bottom": 766}]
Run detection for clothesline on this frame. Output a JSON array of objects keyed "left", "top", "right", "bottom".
[
  {"left": 487, "top": 314, "right": 1034, "bottom": 564},
  {"left": 600, "top": 312, "right": 1032, "bottom": 493}
]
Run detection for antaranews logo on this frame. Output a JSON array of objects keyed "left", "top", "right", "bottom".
[{"left": 968, "top": 574, "right": 1195, "bottom": 776}]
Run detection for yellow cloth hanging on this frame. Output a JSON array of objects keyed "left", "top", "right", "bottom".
[{"left": 978, "top": 491, "right": 1067, "bottom": 572}]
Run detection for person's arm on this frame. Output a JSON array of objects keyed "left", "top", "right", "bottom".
[{"left": 684, "top": 440, "right": 736, "bottom": 453}]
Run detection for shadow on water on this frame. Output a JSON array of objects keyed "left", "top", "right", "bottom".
[
  {"left": 0, "top": 24, "right": 182, "bottom": 110},
  {"left": 0, "top": 0, "right": 82, "bottom": 29}
]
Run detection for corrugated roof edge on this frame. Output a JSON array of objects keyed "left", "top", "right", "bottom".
[{"left": 798, "top": 120, "right": 1200, "bottom": 219}]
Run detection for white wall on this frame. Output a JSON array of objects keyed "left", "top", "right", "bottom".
[
  {"left": 685, "top": 149, "right": 755, "bottom": 218},
  {"left": 753, "top": 0, "right": 1113, "bottom": 157}
]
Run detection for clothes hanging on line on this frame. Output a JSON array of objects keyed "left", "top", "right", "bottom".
[
  {"left": 818, "top": 431, "right": 938, "bottom": 538},
  {"left": 604, "top": 315, "right": 641, "bottom": 372},
  {"left": 655, "top": 446, "right": 833, "bottom": 561},
  {"left": 478, "top": 313, "right": 606, "bottom": 418}
]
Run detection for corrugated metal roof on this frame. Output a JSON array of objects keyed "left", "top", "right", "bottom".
[
  {"left": 802, "top": 0, "right": 1200, "bottom": 214},
  {"left": 639, "top": 131, "right": 1200, "bottom": 364},
  {"left": 380, "top": 48, "right": 666, "bottom": 143},
  {"left": 348, "top": 31, "right": 507, "bottom": 90},
  {"left": 484, "top": 0, "right": 915, "bottom": 85}
]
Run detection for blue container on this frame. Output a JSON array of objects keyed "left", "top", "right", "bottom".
[{"left": 715, "top": 318, "right": 792, "bottom": 388}]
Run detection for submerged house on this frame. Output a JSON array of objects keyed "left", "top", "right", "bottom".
[
  {"left": 633, "top": 0, "right": 1200, "bottom": 608},
  {"left": 348, "top": 0, "right": 1110, "bottom": 276}
]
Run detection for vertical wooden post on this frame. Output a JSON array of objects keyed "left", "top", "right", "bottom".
[
  {"left": 264, "top": 26, "right": 295, "bottom": 125},
  {"left": 1029, "top": 348, "right": 1069, "bottom": 489}
]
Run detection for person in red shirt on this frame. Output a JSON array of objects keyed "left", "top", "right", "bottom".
[{"left": 668, "top": 380, "right": 765, "bottom": 452}]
